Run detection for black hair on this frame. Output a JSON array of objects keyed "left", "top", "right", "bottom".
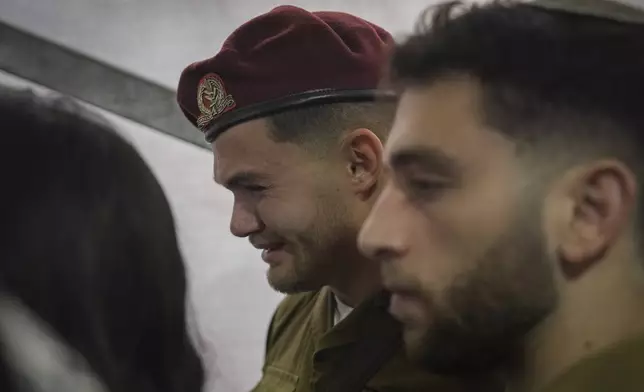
[
  {"left": 0, "top": 85, "right": 204, "bottom": 392},
  {"left": 390, "top": 0, "right": 644, "bottom": 232},
  {"left": 392, "top": 1, "right": 644, "bottom": 161}
]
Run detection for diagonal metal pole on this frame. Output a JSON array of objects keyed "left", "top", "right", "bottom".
[{"left": 0, "top": 20, "right": 208, "bottom": 150}]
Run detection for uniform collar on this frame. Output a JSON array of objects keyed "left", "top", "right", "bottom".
[{"left": 310, "top": 288, "right": 392, "bottom": 351}]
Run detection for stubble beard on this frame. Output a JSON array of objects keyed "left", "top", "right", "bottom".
[{"left": 409, "top": 210, "right": 558, "bottom": 377}]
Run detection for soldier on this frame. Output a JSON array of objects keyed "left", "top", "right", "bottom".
[
  {"left": 176, "top": 5, "right": 500, "bottom": 392},
  {"left": 358, "top": 0, "right": 644, "bottom": 391}
]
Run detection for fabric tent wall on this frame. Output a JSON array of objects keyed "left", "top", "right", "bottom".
[{"left": 0, "top": 70, "right": 283, "bottom": 392}]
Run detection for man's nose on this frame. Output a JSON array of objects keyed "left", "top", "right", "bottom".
[
  {"left": 358, "top": 184, "right": 408, "bottom": 262},
  {"left": 230, "top": 200, "right": 263, "bottom": 238}
]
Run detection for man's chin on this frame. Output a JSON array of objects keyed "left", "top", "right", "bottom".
[
  {"left": 267, "top": 276, "right": 298, "bottom": 294},
  {"left": 267, "top": 273, "right": 322, "bottom": 294},
  {"left": 404, "top": 330, "right": 510, "bottom": 377},
  {"left": 406, "top": 342, "right": 482, "bottom": 376}
]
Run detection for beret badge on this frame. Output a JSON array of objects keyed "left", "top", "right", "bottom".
[{"left": 196, "top": 73, "right": 236, "bottom": 129}]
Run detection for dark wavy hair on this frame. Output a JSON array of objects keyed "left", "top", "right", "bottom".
[{"left": 0, "top": 85, "right": 205, "bottom": 392}]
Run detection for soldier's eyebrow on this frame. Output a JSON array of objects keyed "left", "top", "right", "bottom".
[
  {"left": 214, "top": 171, "right": 269, "bottom": 189},
  {"left": 388, "top": 146, "right": 460, "bottom": 178}
]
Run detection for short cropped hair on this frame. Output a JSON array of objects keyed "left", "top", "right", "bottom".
[
  {"left": 390, "top": 0, "right": 644, "bottom": 230},
  {"left": 267, "top": 101, "right": 397, "bottom": 151}
]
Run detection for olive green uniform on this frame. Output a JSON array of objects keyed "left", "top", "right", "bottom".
[
  {"left": 540, "top": 334, "right": 644, "bottom": 392},
  {"left": 252, "top": 287, "right": 492, "bottom": 392}
]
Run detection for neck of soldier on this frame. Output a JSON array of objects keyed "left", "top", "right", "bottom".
[
  {"left": 326, "top": 191, "right": 385, "bottom": 308},
  {"left": 507, "top": 249, "right": 644, "bottom": 392},
  {"left": 328, "top": 247, "right": 382, "bottom": 308}
]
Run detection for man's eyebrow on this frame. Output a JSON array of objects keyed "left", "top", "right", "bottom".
[
  {"left": 388, "top": 146, "right": 460, "bottom": 177},
  {"left": 214, "top": 171, "right": 268, "bottom": 188}
]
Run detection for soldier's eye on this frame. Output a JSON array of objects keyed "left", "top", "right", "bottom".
[{"left": 244, "top": 184, "right": 267, "bottom": 193}]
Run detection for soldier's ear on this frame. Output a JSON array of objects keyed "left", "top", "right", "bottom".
[
  {"left": 548, "top": 160, "right": 636, "bottom": 278},
  {"left": 340, "top": 128, "right": 384, "bottom": 198}
]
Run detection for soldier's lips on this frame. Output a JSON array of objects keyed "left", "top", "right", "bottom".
[
  {"left": 261, "top": 244, "right": 286, "bottom": 264},
  {"left": 389, "top": 291, "right": 427, "bottom": 326}
]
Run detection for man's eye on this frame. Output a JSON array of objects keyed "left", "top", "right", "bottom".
[
  {"left": 408, "top": 177, "right": 444, "bottom": 191},
  {"left": 404, "top": 178, "right": 447, "bottom": 200},
  {"left": 244, "top": 184, "right": 267, "bottom": 193},
  {"left": 409, "top": 179, "right": 438, "bottom": 191}
]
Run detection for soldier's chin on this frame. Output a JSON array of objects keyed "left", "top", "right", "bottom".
[
  {"left": 267, "top": 270, "right": 321, "bottom": 294},
  {"left": 404, "top": 327, "right": 508, "bottom": 377},
  {"left": 403, "top": 325, "right": 473, "bottom": 375}
]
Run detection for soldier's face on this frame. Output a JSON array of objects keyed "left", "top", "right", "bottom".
[
  {"left": 213, "top": 119, "right": 354, "bottom": 293},
  {"left": 358, "top": 77, "right": 557, "bottom": 374}
]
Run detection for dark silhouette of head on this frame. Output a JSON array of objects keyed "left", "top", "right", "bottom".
[{"left": 0, "top": 85, "right": 205, "bottom": 392}]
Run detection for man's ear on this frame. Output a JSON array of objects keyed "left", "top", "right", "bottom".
[
  {"left": 553, "top": 160, "right": 636, "bottom": 278},
  {"left": 340, "top": 128, "right": 384, "bottom": 198}
]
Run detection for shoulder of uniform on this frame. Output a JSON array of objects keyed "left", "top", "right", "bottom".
[
  {"left": 264, "top": 290, "right": 324, "bottom": 350},
  {"left": 272, "top": 290, "right": 321, "bottom": 324}
]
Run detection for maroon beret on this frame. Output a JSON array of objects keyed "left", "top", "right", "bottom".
[{"left": 177, "top": 5, "right": 396, "bottom": 142}]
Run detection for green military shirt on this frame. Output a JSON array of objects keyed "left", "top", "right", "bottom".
[
  {"left": 251, "top": 286, "right": 497, "bottom": 392},
  {"left": 540, "top": 334, "right": 644, "bottom": 392}
]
